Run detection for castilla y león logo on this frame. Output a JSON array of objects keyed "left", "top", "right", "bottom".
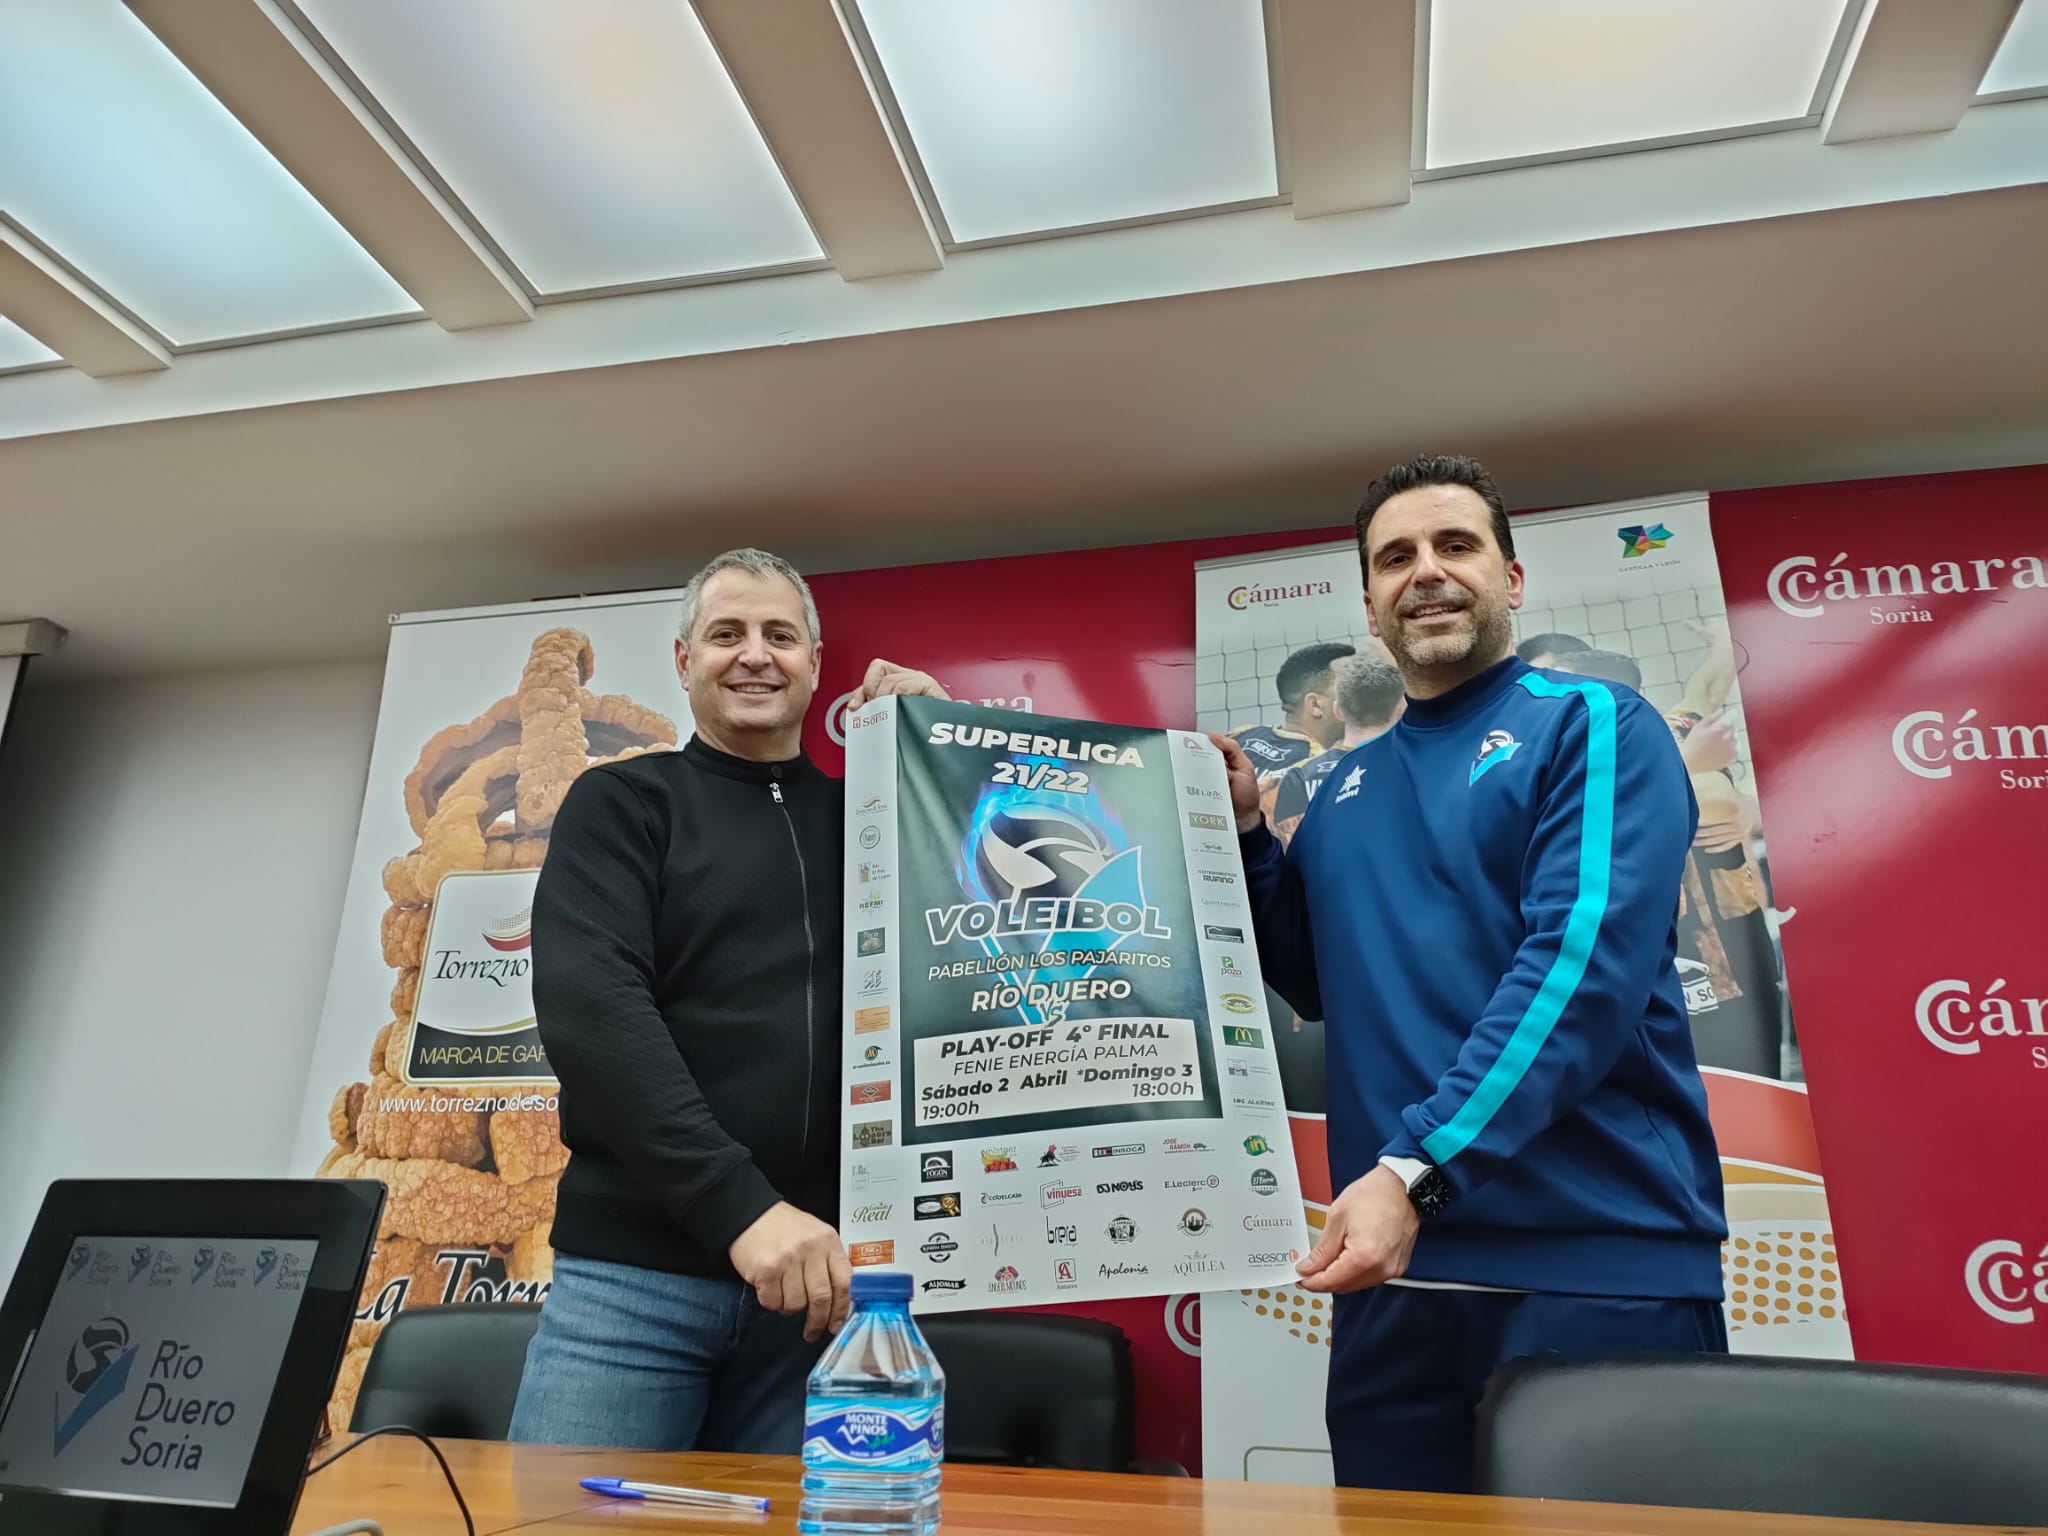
[
  {"left": 1965, "top": 1239, "right": 2048, "bottom": 1324},
  {"left": 1616, "top": 523, "right": 1672, "bottom": 558}
]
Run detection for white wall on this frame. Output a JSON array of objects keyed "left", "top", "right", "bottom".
[{"left": 0, "top": 660, "right": 382, "bottom": 1274}]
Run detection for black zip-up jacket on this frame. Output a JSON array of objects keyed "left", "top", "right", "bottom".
[{"left": 532, "top": 736, "right": 841, "bottom": 1277}]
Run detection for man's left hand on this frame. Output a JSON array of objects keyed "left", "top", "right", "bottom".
[
  {"left": 1296, "top": 1164, "right": 1419, "bottom": 1294},
  {"left": 851, "top": 659, "right": 951, "bottom": 706}
]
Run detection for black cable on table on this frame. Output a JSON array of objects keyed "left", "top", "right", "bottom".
[{"left": 304, "top": 1423, "right": 476, "bottom": 1536}]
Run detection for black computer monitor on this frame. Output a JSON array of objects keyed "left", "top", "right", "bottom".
[{"left": 0, "top": 1178, "right": 382, "bottom": 1535}]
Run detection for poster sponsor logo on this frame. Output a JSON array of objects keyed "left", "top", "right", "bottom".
[
  {"left": 850, "top": 1161, "right": 898, "bottom": 1190},
  {"left": 921, "top": 1152, "right": 954, "bottom": 1182},
  {"left": 980, "top": 1147, "right": 1018, "bottom": 1173},
  {"left": 1040, "top": 1182, "right": 1084, "bottom": 1207},
  {"left": 1096, "top": 1180, "right": 1145, "bottom": 1195},
  {"left": 1246, "top": 1250, "right": 1298, "bottom": 1266},
  {"left": 1226, "top": 580, "right": 1333, "bottom": 612},
  {"left": 856, "top": 862, "right": 890, "bottom": 884},
  {"left": 1222, "top": 1024, "right": 1263, "bottom": 1048},
  {"left": 1174, "top": 1249, "right": 1226, "bottom": 1278},
  {"left": 856, "top": 796, "right": 888, "bottom": 815},
  {"left": 859, "top": 1043, "right": 890, "bottom": 1069},
  {"left": 1250, "top": 1168, "right": 1279, "bottom": 1196},
  {"left": 857, "top": 928, "right": 887, "bottom": 956},
  {"left": 920, "top": 1232, "right": 959, "bottom": 1264},
  {"left": 980, "top": 1190, "right": 1023, "bottom": 1206},
  {"left": 1163, "top": 1137, "right": 1214, "bottom": 1155},
  {"left": 1235, "top": 1097, "right": 1282, "bottom": 1119},
  {"left": 1914, "top": 978, "right": 2048, "bottom": 1067},
  {"left": 923, "top": 1278, "right": 966, "bottom": 1293},
  {"left": 1244, "top": 1215, "right": 1293, "bottom": 1231},
  {"left": 1184, "top": 785, "right": 1226, "bottom": 803},
  {"left": 852, "top": 1120, "right": 893, "bottom": 1149},
  {"left": 1220, "top": 994, "right": 1257, "bottom": 1015},
  {"left": 1217, "top": 955, "right": 1244, "bottom": 978},
  {"left": 1106, "top": 1215, "right": 1139, "bottom": 1244},
  {"left": 915, "top": 1192, "right": 963, "bottom": 1221},
  {"left": 989, "top": 1265, "right": 1025, "bottom": 1295},
  {"left": 1166, "top": 1174, "right": 1220, "bottom": 1193},
  {"left": 850, "top": 1081, "right": 892, "bottom": 1105},
  {"left": 1092, "top": 1143, "right": 1143, "bottom": 1158},
  {"left": 1055, "top": 1259, "right": 1079, "bottom": 1289},
  {"left": 1099, "top": 1262, "right": 1149, "bottom": 1278},
  {"left": 850, "top": 1241, "right": 895, "bottom": 1267},
  {"left": 859, "top": 826, "right": 882, "bottom": 849},
  {"left": 1178, "top": 1208, "right": 1212, "bottom": 1236},
  {"left": 1198, "top": 870, "right": 1238, "bottom": 886},
  {"left": 1765, "top": 550, "right": 2047, "bottom": 623},
  {"left": 1891, "top": 710, "right": 2048, "bottom": 787},
  {"left": 1045, "top": 1219, "right": 1078, "bottom": 1245},
  {"left": 1188, "top": 812, "right": 1229, "bottom": 832},
  {"left": 1204, "top": 925, "right": 1244, "bottom": 943},
  {"left": 1243, "top": 1136, "right": 1275, "bottom": 1156},
  {"left": 1617, "top": 522, "right": 1673, "bottom": 559},
  {"left": 850, "top": 1202, "right": 893, "bottom": 1224},
  {"left": 1037, "top": 1143, "right": 1078, "bottom": 1167},
  {"left": 857, "top": 891, "right": 885, "bottom": 912},
  {"left": 1964, "top": 1239, "right": 2048, "bottom": 1324},
  {"left": 858, "top": 968, "right": 887, "bottom": 996}
]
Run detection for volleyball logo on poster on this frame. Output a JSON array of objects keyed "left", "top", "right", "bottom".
[{"left": 841, "top": 696, "right": 1308, "bottom": 1311}]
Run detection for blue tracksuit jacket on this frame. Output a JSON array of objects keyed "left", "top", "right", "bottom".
[{"left": 1242, "top": 655, "right": 1727, "bottom": 1296}]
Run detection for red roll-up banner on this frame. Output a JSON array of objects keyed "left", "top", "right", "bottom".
[{"left": 1713, "top": 466, "right": 2048, "bottom": 1370}]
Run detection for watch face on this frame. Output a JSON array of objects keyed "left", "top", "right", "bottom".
[{"left": 1410, "top": 1167, "right": 1455, "bottom": 1219}]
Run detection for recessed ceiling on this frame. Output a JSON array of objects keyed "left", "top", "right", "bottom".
[
  {"left": 852, "top": 0, "right": 1279, "bottom": 242},
  {"left": 1424, "top": 0, "right": 1856, "bottom": 169},
  {"left": 1982, "top": 0, "right": 2048, "bottom": 97},
  {"left": 0, "top": 0, "right": 413, "bottom": 344},
  {"left": 291, "top": 0, "right": 823, "bottom": 295},
  {"left": 0, "top": 318, "right": 60, "bottom": 372}
]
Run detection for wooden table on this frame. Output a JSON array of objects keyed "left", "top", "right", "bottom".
[{"left": 287, "top": 1437, "right": 2035, "bottom": 1536}]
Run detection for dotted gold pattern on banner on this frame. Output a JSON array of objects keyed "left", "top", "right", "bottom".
[{"left": 1725, "top": 1229, "right": 1841, "bottom": 1329}]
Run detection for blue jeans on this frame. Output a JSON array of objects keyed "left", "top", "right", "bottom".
[{"left": 508, "top": 1253, "right": 826, "bottom": 1452}]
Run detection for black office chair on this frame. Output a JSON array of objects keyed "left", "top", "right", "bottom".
[
  {"left": 917, "top": 1313, "right": 1184, "bottom": 1475},
  {"left": 1477, "top": 1352, "right": 2048, "bottom": 1527},
  {"left": 350, "top": 1302, "right": 542, "bottom": 1440}
]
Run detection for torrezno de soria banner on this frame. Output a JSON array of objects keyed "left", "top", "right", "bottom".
[{"left": 840, "top": 696, "right": 1309, "bottom": 1311}]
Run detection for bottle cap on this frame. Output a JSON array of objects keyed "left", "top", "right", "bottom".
[{"left": 849, "top": 1269, "right": 913, "bottom": 1302}]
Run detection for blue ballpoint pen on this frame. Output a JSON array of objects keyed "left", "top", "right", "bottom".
[{"left": 581, "top": 1476, "right": 771, "bottom": 1512}]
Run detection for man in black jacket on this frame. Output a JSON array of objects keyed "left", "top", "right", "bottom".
[{"left": 508, "top": 548, "right": 944, "bottom": 1453}]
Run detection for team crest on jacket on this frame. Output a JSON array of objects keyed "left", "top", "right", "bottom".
[{"left": 1470, "top": 729, "right": 1521, "bottom": 784}]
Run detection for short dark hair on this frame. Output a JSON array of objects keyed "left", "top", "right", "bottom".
[
  {"left": 1516, "top": 632, "right": 1590, "bottom": 663},
  {"left": 1332, "top": 655, "right": 1405, "bottom": 728},
  {"left": 1354, "top": 453, "right": 1514, "bottom": 583},
  {"left": 1275, "top": 641, "right": 1356, "bottom": 712},
  {"left": 1552, "top": 647, "right": 1642, "bottom": 691}
]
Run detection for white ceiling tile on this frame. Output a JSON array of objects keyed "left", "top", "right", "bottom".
[{"left": 854, "top": 0, "right": 1278, "bottom": 243}]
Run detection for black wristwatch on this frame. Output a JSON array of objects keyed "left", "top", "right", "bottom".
[{"left": 1380, "top": 1155, "right": 1455, "bottom": 1219}]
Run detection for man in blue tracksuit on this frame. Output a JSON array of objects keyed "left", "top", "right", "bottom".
[{"left": 1213, "top": 453, "right": 1727, "bottom": 1493}]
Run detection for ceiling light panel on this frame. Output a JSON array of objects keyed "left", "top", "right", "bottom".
[
  {"left": 1981, "top": 0, "right": 2048, "bottom": 95},
  {"left": 1426, "top": 0, "right": 1855, "bottom": 169},
  {"left": 0, "top": 0, "right": 415, "bottom": 344},
  {"left": 295, "top": 0, "right": 824, "bottom": 294},
  {"left": 853, "top": 0, "right": 1279, "bottom": 243},
  {"left": 0, "top": 316, "right": 63, "bottom": 371}
]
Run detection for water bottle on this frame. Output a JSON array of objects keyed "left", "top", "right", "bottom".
[{"left": 799, "top": 1270, "right": 945, "bottom": 1536}]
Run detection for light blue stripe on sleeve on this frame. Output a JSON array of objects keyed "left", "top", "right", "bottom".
[{"left": 1422, "top": 675, "right": 1617, "bottom": 1165}]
